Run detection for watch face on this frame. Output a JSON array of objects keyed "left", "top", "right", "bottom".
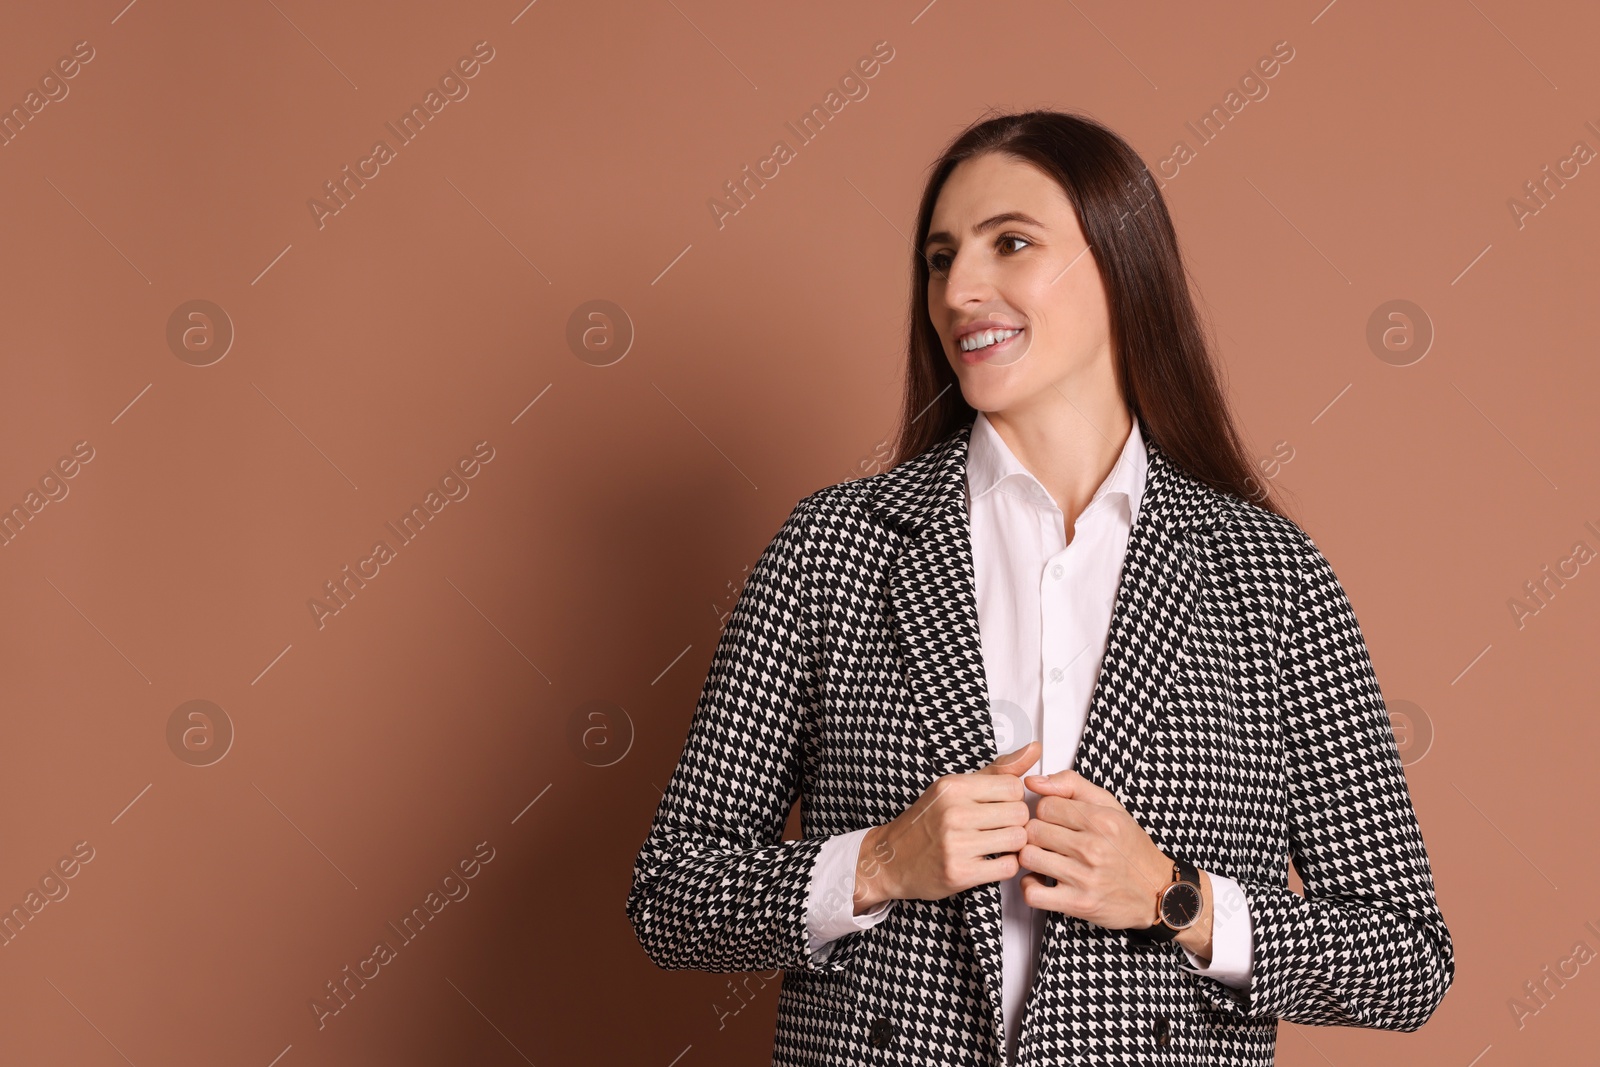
[{"left": 1160, "top": 882, "right": 1202, "bottom": 929}]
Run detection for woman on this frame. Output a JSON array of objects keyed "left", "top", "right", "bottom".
[{"left": 626, "top": 109, "right": 1454, "bottom": 1066}]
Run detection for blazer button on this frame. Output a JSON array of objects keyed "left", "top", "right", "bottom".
[
  {"left": 1153, "top": 1014, "right": 1171, "bottom": 1047},
  {"left": 869, "top": 1017, "right": 896, "bottom": 1049}
]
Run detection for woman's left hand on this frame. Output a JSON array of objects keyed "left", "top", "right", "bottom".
[{"left": 1017, "top": 767, "right": 1172, "bottom": 931}]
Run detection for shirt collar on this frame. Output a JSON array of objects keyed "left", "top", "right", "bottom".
[{"left": 966, "top": 410, "right": 1148, "bottom": 524}]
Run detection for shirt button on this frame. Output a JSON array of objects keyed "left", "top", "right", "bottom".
[
  {"left": 869, "top": 1017, "right": 896, "bottom": 1048},
  {"left": 1051, "top": 563, "right": 1064, "bottom": 579},
  {"left": 1154, "top": 1015, "right": 1171, "bottom": 1047},
  {"left": 1049, "top": 667, "right": 1063, "bottom": 683}
]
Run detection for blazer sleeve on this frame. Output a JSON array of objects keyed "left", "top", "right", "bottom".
[
  {"left": 1187, "top": 531, "right": 1456, "bottom": 1029},
  {"left": 625, "top": 493, "right": 862, "bottom": 975}
]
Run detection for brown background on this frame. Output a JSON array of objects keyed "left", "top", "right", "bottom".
[{"left": 2, "top": 0, "right": 1596, "bottom": 1063}]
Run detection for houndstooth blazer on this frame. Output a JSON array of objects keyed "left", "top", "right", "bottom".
[{"left": 626, "top": 416, "right": 1454, "bottom": 1066}]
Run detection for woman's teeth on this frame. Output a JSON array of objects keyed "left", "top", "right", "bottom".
[{"left": 960, "top": 327, "right": 1023, "bottom": 352}]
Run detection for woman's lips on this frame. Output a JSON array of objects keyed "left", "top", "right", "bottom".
[{"left": 959, "top": 328, "right": 1024, "bottom": 364}]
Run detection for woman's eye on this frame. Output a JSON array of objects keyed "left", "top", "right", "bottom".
[{"left": 928, "top": 235, "right": 1030, "bottom": 275}]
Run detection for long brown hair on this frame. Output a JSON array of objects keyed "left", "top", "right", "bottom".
[{"left": 890, "top": 108, "right": 1292, "bottom": 519}]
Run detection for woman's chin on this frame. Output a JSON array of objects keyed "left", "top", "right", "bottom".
[{"left": 956, "top": 377, "right": 1029, "bottom": 415}]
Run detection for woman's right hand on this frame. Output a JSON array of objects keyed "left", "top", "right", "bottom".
[{"left": 853, "top": 740, "right": 1039, "bottom": 914}]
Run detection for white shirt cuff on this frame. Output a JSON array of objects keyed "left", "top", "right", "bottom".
[
  {"left": 805, "top": 827, "right": 895, "bottom": 960},
  {"left": 1177, "top": 871, "right": 1254, "bottom": 991}
]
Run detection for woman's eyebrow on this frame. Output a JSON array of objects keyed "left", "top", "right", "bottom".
[{"left": 924, "top": 211, "right": 1047, "bottom": 249}]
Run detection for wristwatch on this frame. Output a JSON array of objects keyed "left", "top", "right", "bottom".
[{"left": 1128, "top": 855, "right": 1202, "bottom": 944}]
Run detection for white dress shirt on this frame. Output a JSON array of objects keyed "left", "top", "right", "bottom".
[{"left": 804, "top": 412, "right": 1254, "bottom": 1062}]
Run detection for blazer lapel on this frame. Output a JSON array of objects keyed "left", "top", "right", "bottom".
[{"left": 871, "top": 414, "right": 1217, "bottom": 1049}]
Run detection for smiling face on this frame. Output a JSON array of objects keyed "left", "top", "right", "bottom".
[{"left": 924, "top": 151, "right": 1117, "bottom": 418}]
